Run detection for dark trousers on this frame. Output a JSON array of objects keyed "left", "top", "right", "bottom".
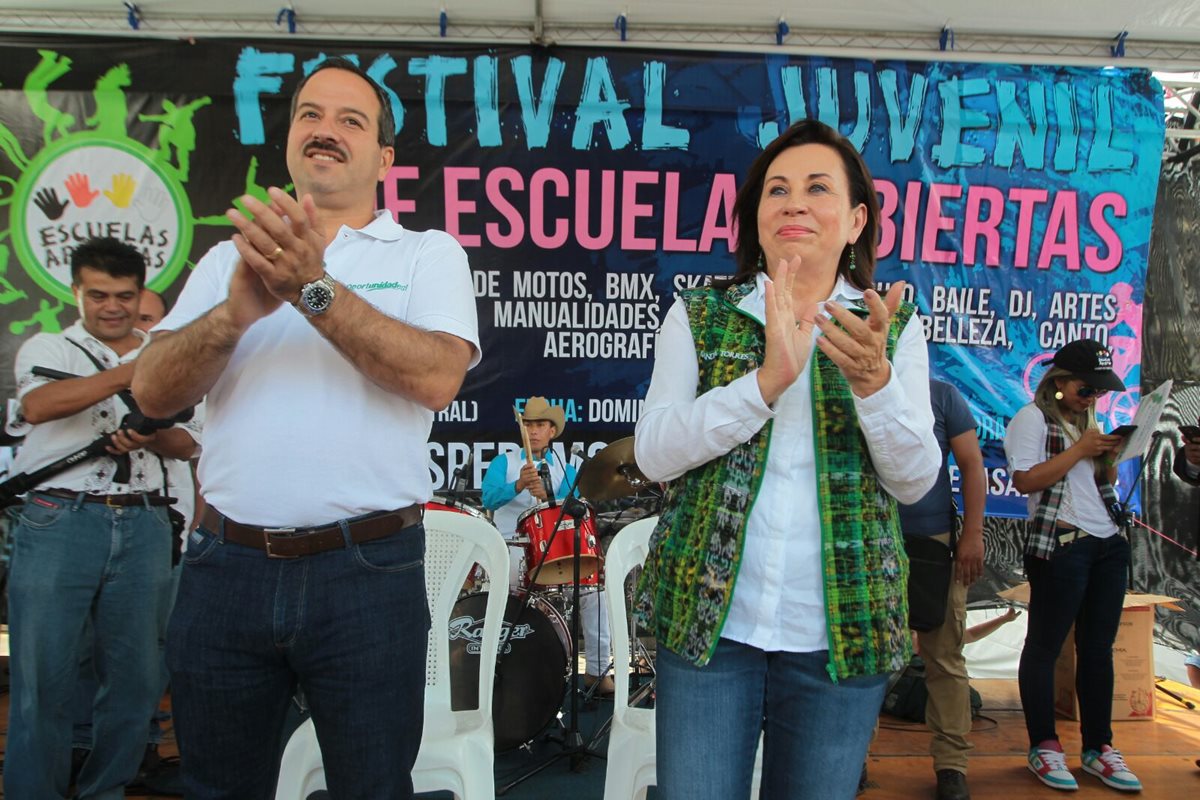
[
  {"left": 1018, "top": 533, "right": 1129, "bottom": 752},
  {"left": 167, "top": 520, "right": 430, "bottom": 800}
]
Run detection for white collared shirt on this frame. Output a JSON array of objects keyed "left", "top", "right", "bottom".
[
  {"left": 158, "top": 211, "right": 480, "bottom": 526},
  {"left": 13, "top": 320, "right": 200, "bottom": 494},
  {"left": 635, "top": 274, "right": 939, "bottom": 653},
  {"left": 1004, "top": 404, "right": 1118, "bottom": 538}
]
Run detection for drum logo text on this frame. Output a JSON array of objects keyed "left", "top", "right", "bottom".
[{"left": 449, "top": 613, "right": 534, "bottom": 655}]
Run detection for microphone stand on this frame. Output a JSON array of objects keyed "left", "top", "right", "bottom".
[
  {"left": 497, "top": 458, "right": 605, "bottom": 795},
  {"left": 492, "top": 453, "right": 575, "bottom": 710},
  {"left": 1117, "top": 431, "right": 1159, "bottom": 592},
  {"left": 0, "top": 367, "right": 194, "bottom": 506}
]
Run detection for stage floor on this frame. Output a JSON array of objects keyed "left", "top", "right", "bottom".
[{"left": 1, "top": 677, "right": 1197, "bottom": 798}]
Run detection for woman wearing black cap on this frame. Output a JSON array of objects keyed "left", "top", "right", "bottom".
[{"left": 1004, "top": 338, "right": 1140, "bottom": 794}]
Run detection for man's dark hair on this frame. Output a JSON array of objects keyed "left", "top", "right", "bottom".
[
  {"left": 290, "top": 56, "right": 396, "bottom": 149},
  {"left": 70, "top": 237, "right": 146, "bottom": 287},
  {"left": 720, "top": 119, "right": 880, "bottom": 292}
]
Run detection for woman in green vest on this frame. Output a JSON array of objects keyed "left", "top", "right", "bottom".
[{"left": 634, "top": 119, "right": 941, "bottom": 799}]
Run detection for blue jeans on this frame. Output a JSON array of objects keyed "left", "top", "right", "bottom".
[
  {"left": 1019, "top": 533, "right": 1129, "bottom": 751},
  {"left": 4, "top": 492, "right": 173, "bottom": 800},
  {"left": 73, "top": 562, "right": 183, "bottom": 749},
  {"left": 655, "top": 639, "right": 890, "bottom": 800},
  {"left": 166, "top": 517, "right": 430, "bottom": 800}
]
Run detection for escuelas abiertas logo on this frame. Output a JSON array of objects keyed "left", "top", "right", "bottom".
[{"left": 11, "top": 133, "right": 192, "bottom": 302}]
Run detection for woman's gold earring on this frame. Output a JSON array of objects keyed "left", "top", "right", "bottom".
[{"left": 1054, "top": 390, "right": 1064, "bottom": 400}]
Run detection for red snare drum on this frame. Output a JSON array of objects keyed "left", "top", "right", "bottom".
[
  {"left": 427, "top": 494, "right": 493, "bottom": 592},
  {"left": 517, "top": 502, "right": 600, "bottom": 586},
  {"left": 426, "top": 493, "right": 491, "bottom": 522}
]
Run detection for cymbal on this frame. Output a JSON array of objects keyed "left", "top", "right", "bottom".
[{"left": 577, "top": 436, "right": 651, "bottom": 501}]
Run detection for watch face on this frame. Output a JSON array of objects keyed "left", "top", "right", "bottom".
[{"left": 303, "top": 281, "right": 334, "bottom": 313}]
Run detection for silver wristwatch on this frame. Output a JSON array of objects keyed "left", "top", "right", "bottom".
[{"left": 296, "top": 273, "right": 336, "bottom": 316}]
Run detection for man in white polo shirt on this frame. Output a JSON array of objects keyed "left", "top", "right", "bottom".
[{"left": 132, "top": 57, "right": 479, "bottom": 800}]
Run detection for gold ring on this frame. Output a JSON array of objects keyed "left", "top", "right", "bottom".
[{"left": 267, "top": 246, "right": 283, "bottom": 260}]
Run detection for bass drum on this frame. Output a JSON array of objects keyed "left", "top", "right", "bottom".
[{"left": 448, "top": 590, "right": 570, "bottom": 752}]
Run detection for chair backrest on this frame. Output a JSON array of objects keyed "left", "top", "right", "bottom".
[
  {"left": 421, "top": 510, "right": 511, "bottom": 723},
  {"left": 603, "top": 515, "right": 658, "bottom": 725}
]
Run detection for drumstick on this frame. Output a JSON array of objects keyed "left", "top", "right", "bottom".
[{"left": 514, "top": 405, "right": 535, "bottom": 466}]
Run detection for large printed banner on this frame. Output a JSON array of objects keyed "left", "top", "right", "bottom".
[{"left": 0, "top": 40, "right": 1165, "bottom": 517}]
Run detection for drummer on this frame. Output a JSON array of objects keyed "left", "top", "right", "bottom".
[{"left": 481, "top": 396, "right": 614, "bottom": 695}]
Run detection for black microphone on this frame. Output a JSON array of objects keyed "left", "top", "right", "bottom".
[
  {"left": 538, "top": 460, "right": 556, "bottom": 508},
  {"left": 571, "top": 444, "right": 589, "bottom": 465},
  {"left": 450, "top": 450, "right": 473, "bottom": 501},
  {"left": 453, "top": 450, "right": 473, "bottom": 490}
]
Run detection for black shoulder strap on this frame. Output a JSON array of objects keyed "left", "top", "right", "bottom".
[{"left": 65, "top": 337, "right": 138, "bottom": 415}]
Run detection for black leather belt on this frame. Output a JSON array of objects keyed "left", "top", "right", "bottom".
[
  {"left": 200, "top": 505, "right": 423, "bottom": 559},
  {"left": 41, "top": 489, "right": 174, "bottom": 507}
]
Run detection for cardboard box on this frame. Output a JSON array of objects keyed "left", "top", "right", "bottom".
[
  {"left": 1053, "top": 605, "right": 1155, "bottom": 721},
  {"left": 997, "top": 587, "right": 1180, "bottom": 722}
]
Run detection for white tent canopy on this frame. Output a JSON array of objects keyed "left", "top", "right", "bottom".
[{"left": 1, "top": 1, "right": 1200, "bottom": 68}]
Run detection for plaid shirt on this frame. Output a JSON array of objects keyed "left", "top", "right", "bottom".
[{"left": 1025, "top": 415, "right": 1120, "bottom": 560}]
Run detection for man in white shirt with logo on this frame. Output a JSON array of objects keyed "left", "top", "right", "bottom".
[
  {"left": 5, "top": 237, "right": 197, "bottom": 800},
  {"left": 132, "top": 58, "right": 479, "bottom": 799}
]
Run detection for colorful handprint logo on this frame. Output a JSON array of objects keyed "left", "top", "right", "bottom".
[{"left": 12, "top": 138, "right": 192, "bottom": 302}]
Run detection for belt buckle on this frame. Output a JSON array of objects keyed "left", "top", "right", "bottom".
[
  {"left": 105, "top": 494, "right": 121, "bottom": 508},
  {"left": 262, "top": 527, "right": 299, "bottom": 559}
]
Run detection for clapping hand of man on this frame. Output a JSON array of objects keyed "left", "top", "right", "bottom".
[{"left": 226, "top": 187, "right": 328, "bottom": 304}]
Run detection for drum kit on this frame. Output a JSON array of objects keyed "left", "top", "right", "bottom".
[{"left": 433, "top": 436, "right": 654, "bottom": 763}]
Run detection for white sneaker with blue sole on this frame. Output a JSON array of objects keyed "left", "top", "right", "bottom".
[
  {"left": 1028, "top": 745, "right": 1078, "bottom": 791},
  {"left": 1081, "top": 746, "right": 1142, "bottom": 792}
]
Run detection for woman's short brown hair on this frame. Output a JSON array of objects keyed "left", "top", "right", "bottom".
[{"left": 721, "top": 119, "right": 879, "bottom": 291}]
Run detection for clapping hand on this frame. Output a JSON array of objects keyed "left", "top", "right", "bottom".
[
  {"left": 756, "top": 256, "right": 817, "bottom": 406},
  {"left": 815, "top": 282, "right": 907, "bottom": 398},
  {"left": 226, "top": 188, "right": 327, "bottom": 302}
]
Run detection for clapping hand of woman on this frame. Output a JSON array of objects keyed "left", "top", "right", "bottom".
[
  {"left": 756, "top": 255, "right": 817, "bottom": 406},
  {"left": 814, "top": 281, "right": 908, "bottom": 399}
]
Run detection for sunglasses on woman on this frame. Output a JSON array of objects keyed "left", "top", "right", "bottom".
[{"left": 1076, "top": 384, "right": 1109, "bottom": 399}]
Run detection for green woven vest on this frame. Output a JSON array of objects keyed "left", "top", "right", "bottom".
[{"left": 636, "top": 282, "right": 914, "bottom": 679}]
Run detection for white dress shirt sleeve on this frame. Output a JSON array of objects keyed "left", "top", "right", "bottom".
[
  {"left": 851, "top": 312, "right": 941, "bottom": 504},
  {"left": 636, "top": 300, "right": 940, "bottom": 503},
  {"left": 634, "top": 299, "right": 773, "bottom": 482}
]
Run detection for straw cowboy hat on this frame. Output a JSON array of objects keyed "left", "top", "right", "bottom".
[{"left": 521, "top": 396, "right": 565, "bottom": 435}]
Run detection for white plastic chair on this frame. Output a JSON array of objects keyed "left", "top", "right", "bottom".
[
  {"left": 275, "top": 509, "right": 511, "bottom": 800},
  {"left": 601, "top": 516, "right": 659, "bottom": 800},
  {"left": 601, "top": 515, "right": 763, "bottom": 800}
]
